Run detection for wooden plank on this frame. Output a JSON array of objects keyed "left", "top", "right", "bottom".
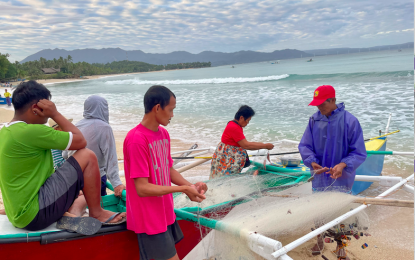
[
  {"left": 354, "top": 198, "right": 414, "bottom": 208},
  {"left": 177, "top": 159, "right": 211, "bottom": 173},
  {"left": 264, "top": 193, "right": 414, "bottom": 208}
]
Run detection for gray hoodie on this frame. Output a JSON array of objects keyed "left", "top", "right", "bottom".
[{"left": 75, "top": 95, "right": 122, "bottom": 188}]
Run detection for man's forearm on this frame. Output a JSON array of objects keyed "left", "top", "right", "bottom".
[
  {"left": 170, "top": 168, "right": 192, "bottom": 186},
  {"left": 136, "top": 182, "right": 188, "bottom": 197}
]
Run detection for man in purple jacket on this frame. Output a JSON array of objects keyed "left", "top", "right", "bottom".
[
  {"left": 299, "top": 85, "right": 367, "bottom": 193},
  {"left": 298, "top": 85, "right": 367, "bottom": 255}
]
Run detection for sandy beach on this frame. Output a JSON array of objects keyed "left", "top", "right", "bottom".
[
  {"left": 0, "top": 108, "right": 14, "bottom": 126},
  {"left": 2, "top": 72, "right": 141, "bottom": 86},
  {"left": 3, "top": 68, "right": 195, "bottom": 87}
]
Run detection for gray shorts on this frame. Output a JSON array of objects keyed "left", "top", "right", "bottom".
[
  {"left": 137, "top": 220, "right": 184, "bottom": 260},
  {"left": 25, "top": 156, "right": 84, "bottom": 231}
]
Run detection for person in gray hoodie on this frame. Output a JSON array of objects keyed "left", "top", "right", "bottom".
[{"left": 75, "top": 95, "right": 125, "bottom": 197}]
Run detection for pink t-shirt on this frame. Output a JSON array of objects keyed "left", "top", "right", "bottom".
[{"left": 123, "top": 124, "right": 175, "bottom": 235}]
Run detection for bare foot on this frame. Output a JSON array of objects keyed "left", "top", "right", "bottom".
[
  {"left": 91, "top": 210, "right": 126, "bottom": 223},
  {"left": 0, "top": 209, "right": 5, "bottom": 215},
  {"left": 63, "top": 212, "right": 77, "bottom": 218}
]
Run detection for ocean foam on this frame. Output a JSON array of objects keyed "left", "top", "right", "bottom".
[{"left": 105, "top": 74, "right": 290, "bottom": 85}]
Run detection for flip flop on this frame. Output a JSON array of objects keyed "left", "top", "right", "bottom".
[
  {"left": 56, "top": 216, "right": 102, "bottom": 235},
  {"left": 101, "top": 212, "right": 126, "bottom": 226}
]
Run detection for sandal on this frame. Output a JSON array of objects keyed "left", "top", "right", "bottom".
[
  {"left": 56, "top": 216, "right": 102, "bottom": 235},
  {"left": 101, "top": 212, "right": 126, "bottom": 226}
]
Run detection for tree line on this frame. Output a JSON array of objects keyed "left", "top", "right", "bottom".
[{"left": 0, "top": 53, "right": 211, "bottom": 82}]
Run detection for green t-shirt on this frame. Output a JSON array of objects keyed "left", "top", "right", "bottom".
[{"left": 0, "top": 121, "right": 71, "bottom": 228}]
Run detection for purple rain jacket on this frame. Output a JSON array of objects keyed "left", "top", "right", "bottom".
[{"left": 298, "top": 103, "right": 367, "bottom": 192}]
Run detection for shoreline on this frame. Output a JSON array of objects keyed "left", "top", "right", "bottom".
[{"left": 4, "top": 67, "right": 199, "bottom": 86}]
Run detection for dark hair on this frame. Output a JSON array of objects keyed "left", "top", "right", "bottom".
[
  {"left": 234, "top": 105, "right": 255, "bottom": 120},
  {"left": 144, "top": 85, "right": 176, "bottom": 114},
  {"left": 12, "top": 80, "right": 51, "bottom": 111}
]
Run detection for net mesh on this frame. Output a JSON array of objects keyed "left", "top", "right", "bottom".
[{"left": 174, "top": 161, "right": 370, "bottom": 259}]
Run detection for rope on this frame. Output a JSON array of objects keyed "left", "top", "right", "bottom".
[
  {"left": 323, "top": 178, "right": 337, "bottom": 192},
  {"left": 196, "top": 205, "right": 209, "bottom": 259}
]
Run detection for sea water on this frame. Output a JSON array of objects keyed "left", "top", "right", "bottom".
[{"left": 47, "top": 48, "right": 414, "bottom": 175}]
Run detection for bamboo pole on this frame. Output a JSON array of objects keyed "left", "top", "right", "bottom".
[
  {"left": 364, "top": 129, "right": 400, "bottom": 141},
  {"left": 264, "top": 192, "right": 414, "bottom": 208},
  {"left": 177, "top": 158, "right": 211, "bottom": 173},
  {"left": 354, "top": 198, "right": 414, "bottom": 208}
]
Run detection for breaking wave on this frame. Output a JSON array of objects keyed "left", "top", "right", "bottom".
[
  {"left": 105, "top": 70, "right": 413, "bottom": 86},
  {"left": 105, "top": 74, "right": 290, "bottom": 85}
]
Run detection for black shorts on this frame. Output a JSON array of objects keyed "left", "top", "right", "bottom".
[
  {"left": 137, "top": 220, "right": 184, "bottom": 260},
  {"left": 24, "top": 156, "right": 84, "bottom": 231}
]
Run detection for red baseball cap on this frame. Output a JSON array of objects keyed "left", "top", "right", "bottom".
[{"left": 308, "top": 85, "right": 336, "bottom": 106}]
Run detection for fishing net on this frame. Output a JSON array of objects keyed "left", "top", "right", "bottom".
[
  {"left": 175, "top": 159, "right": 371, "bottom": 259},
  {"left": 202, "top": 192, "right": 369, "bottom": 260}
]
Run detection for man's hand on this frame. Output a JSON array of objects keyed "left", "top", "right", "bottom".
[
  {"left": 184, "top": 186, "right": 206, "bottom": 203},
  {"left": 311, "top": 162, "right": 329, "bottom": 175},
  {"left": 194, "top": 182, "right": 208, "bottom": 195},
  {"left": 114, "top": 184, "right": 126, "bottom": 197},
  {"left": 265, "top": 143, "right": 274, "bottom": 150},
  {"left": 327, "top": 163, "right": 346, "bottom": 179},
  {"left": 34, "top": 99, "right": 59, "bottom": 118}
]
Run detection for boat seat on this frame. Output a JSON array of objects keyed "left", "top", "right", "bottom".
[{"left": 0, "top": 215, "right": 59, "bottom": 238}]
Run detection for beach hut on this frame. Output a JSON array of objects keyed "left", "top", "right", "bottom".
[{"left": 41, "top": 68, "right": 60, "bottom": 74}]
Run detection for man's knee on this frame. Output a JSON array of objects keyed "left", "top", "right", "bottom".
[
  {"left": 73, "top": 148, "right": 98, "bottom": 169},
  {"left": 74, "top": 148, "right": 96, "bottom": 159}
]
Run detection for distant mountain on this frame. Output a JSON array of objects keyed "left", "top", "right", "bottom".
[
  {"left": 21, "top": 42, "right": 413, "bottom": 66},
  {"left": 20, "top": 48, "right": 312, "bottom": 66},
  {"left": 303, "top": 42, "right": 414, "bottom": 56}
]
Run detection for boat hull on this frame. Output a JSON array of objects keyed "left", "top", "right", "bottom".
[
  {"left": 0, "top": 220, "right": 208, "bottom": 260},
  {"left": 352, "top": 138, "right": 387, "bottom": 195}
]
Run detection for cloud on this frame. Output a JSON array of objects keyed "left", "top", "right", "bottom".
[{"left": 0, "top": 0, "right": 412, "bottom": 62}]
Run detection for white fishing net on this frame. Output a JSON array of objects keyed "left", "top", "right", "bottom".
[
  {"left": 174, "top": 162, "right": 371, "bottom": 260},
  {"left": 191, "top": 191, "right": 370, "bottom": 260}
]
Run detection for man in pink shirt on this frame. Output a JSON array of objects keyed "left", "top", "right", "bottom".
[{"left": 123, "top": 85, "right": 208, "bottom": 260}]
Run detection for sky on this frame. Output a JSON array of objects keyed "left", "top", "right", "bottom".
[{"left": 0, "top": 0, "right": 413, "bottom": 62}]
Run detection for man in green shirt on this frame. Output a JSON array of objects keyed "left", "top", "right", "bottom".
[{"left": 0, "top": 81, "right": 126, "bottom": 232}]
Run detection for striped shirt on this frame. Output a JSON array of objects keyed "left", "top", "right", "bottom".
[{"left": 51, "top": 149, "right": 65, "bottom": 170}]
